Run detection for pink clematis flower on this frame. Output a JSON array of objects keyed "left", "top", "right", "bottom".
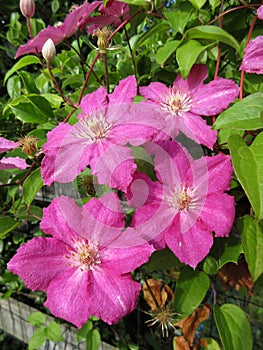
[
  {"left": 140, "top": 64, "right": 239, "bottom": 148},
  {"left": 129, "top": 140, "right": 235, "bottom": 268},
  {"left": 8, "top": 193, "right": 154, "bottom": 328},
  {"left": 240, "top": 36, "right": 263, "bottom": 74},
  {"left": 87, "top": 0, "right": 129, "bottom": 34},
  {"left": 41, "top": 76, "right": 163, "bottom": 192},
  {"left": 0, "top": 137, "right": 27, "bottom": 170},
  {"left": 16, "top": 1, "right": 100, "bottom": 58},
  {"left": 257, "top": 5, "right": 263, "bottom": 20}
]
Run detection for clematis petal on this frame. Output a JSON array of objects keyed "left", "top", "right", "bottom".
[
  {"left": 145, "top": 139, "right": 192, "bottom": 185},
  {"left": 78, "top": 86, "right": 108, "bottom": 118},
  {"left": 140, "top": 82, "right": 169, "bottom": 105},
  {"left": 201, "top": 193, "right": 235, "bottom": 237},
  {"left": 173, "top": 64, "right": 208, "bottom": 92},
  {"left": 191, "top": 77, "right": 239, "bottom": 116},
  {"left": 90, "top": 142, "right": 136, "bottom": 192},
  {"left": 175, "top": 111, "right": 217, "bottom": 148},
  {"left": 102, "top": 243, "right": 154, "bottom": 274},
  {"left": 16, "top": 2, "right": 100, "bottom": 58},
  {"left": 88, "top": 269, "right": 141, "bottom": 324},
  {"left": 40, "top": 196, "right": 83, "bottom": 246},
  {"left": 109, "top": 75, "right": 137, "bottom": 105},
  {"left": 0, "top": 137, "right": 20, "bottom": 152},
  {"left": 84, "top": 192, "right": 125, "bottom": 228},
  {"left": 45, "top": 268, "right": 92, "bottom": 328},
  {"left": 7, "top": 237, "right": 68, "bottom": 291},
  {"left": 165, "top": 216, "right": 213, "bottom": 268},
  {"left": 191, "top": 154, "right": 233, "bottom": 195},
  {"left": 0, "top": 157, "right": 28, "bottom": 170},
  {"left": 257, "top": 5, "right": 263, "bottom": 20},
  {"left": 240, "top": 36, "right": 263, "bottom": 74}
]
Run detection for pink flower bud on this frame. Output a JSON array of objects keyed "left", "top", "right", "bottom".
[
  {"left": 20, "top": 0, "right": 35, "bottom": 18},
  {"left": 42, "top": 39, "right": 56, "bottom": 62}
]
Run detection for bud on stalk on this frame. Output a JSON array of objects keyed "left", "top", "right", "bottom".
[
  {"left": 42, "top": 39, "right": 56, "bottom": 62},
  {"left": 20, "top": 0, "right": 35, "bottom": 18}
]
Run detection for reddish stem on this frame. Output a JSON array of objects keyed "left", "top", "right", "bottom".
[
  {"left": 26, "top": 17, "right": 33, "bottom": 39},
  {"left": 239, "top": 14, "right": 258, "bottom": 100}
]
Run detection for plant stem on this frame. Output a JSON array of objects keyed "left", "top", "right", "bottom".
[
  {"left": 239, "top": 14, "right": 258, "bottom": 100},
  {"left": 47, "top": 62, "right": 78, "bottom": 109}
]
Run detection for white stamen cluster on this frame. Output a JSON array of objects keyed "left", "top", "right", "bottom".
[
  {"left": 74, "top": 112, "right": 113, "bottom": 142},
  {"left": 165, "top": 184, "right": 196, "bottom": 212},
  {"left": 160, "top": 88, "right": 192, "bottom": 116},
  {"left": 65, "top": 238, "right": 101, "bottom": 271}
]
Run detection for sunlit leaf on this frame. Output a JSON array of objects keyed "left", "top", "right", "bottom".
[
  {"left": 23, "top": 168, "right": 43, "bottom": 205},
  {"left": 4, "top": 56, "right": 41, "bottom": 84},
  {"left": 174, "top": 267, "right": 210, "bottom": 317},
  {"left": 238, "top": 215, "right": 263, "bottom": 282},
  {"left": 186, "top": 26, "right": 240, "bottom": 51},
  {"left": 229, "top": 133, "right": 263, "bottom": 220},
  {"left": 214, "top": 304, "right": 252, "bottom": 350},
  {"left": 214, "top": 92, "right": 263, "bottom": 130}
]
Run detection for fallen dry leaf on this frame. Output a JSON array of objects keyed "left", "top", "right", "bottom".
[
  {"left": 217, "top": 257, "right": 253, "bottom": 296},
  {"left": 174, "top": 305, "right": 211, "bottom": 346},
  {"left": 142, "top": 278, "right": 174, "bottom": 311}
]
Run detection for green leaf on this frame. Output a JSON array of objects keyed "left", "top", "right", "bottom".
[
  {"left": 156, "top": 40, "right": 181, "bottom": 65},
  {"left": 7, "top": 94, "right": 53, "bottom": 124},
  {"left": 18, "top": 71, "right": 39, "bottom": 94},
  {"left": 176, "top": 40, "right": 212, "bottom": 78},
  {"left": 188, "top": 0, "right": 206, "bottom": 10},
  {"left": 86, "top": 329, "right": 101, "bottom": 350},
  {"left": 203, "top": 256, "right": 218, "bottom": 275},
  {"left": 23, "top": 168, "right": 43, "bottom": 205},
  {"left": 186, "top": 26, "right": 240, "bottom": 51},
  {"left": 174, "top": 266, "right": 210, "bottom": 317},
  {"left": 77, "top": 320, "right": 93, "bottom": 342},
  {"left": 145, "top": 247, "right": 181, "bottom": 271},
  {"left": 118, "top": 0, "right": 147, "bottom": 6},
  {"left": 201, "top": 337, "right": 221, "bottom": 349},
  {"left": 45, "top": 321, "right": 63, "bottom": 342},
  {"left": 4, "top": 56, "right": 41, "bottom": 84},
  {"left": 238, "top": 215, "right": 263, "bottom": 282},
  {"left": 51, "top": 0, "right": 60, "bottom": 13},
  {"left": 214, "top": 304, "right": 253, "bottom": 350},
  {"left": 0, "top": 217, "right": 20, "bottom": 239},
  {"left": 28, "top": 311, "right": 46, "bottom": 327},
  {"left": 28, "top": 327, "right": 47, "bottom": 350},
  {"left": 208, "top": 235, "right": 243, "bottom": 270},
  {"left": 165, "top": 3, "right": 196, "bottom": 34},
  {"left": 135, "top": 22, "right": 170, "bottom": 49},
  {"left": 229, "top": 133, "right": 263, "bottom": 220},
  {"left": 214, "top": 92, "right": 263, "bottom": 130}
]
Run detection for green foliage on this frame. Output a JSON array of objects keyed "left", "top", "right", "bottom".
[
  {"left": 214, "top": 304, "right": 253, "bottom": 350},
  {"left": 173, "top": 266, "right": 210, "bottom": 317},
  {"left": 28, "top": 313, "right": 63, "bottom": 350},
  {"left": 229, "top": 133, "right": 263, "bottom": 220},
  {"left": 238, "top": 215, "right": 263, "bottom": 282},
  {"left": 23, "top": 168, "right": 43, "bottom": 205},
  {"left": 214, "top": 92, "right": 263, "bottom": 130}
]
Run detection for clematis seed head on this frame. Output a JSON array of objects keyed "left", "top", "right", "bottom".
[
  {"left": 42, "top": 39, "right": 56, "bottom": 62},
  {"left": 92, "top": 27, "right": 111, "bottom": 54},
  {"left": 19, "top": 136, "right": 38, "bottom": 158},
  {"left": 20, "top": 0, "right": 35, "bottom": 18}
]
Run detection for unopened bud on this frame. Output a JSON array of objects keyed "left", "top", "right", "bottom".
[
  {"left": 42, "top": 39, "right": 56, "bottom": 62},
  {"left": 92, "top": 27, "right": 111, "bottom": 54},
  {"left": 20, "top": 0, "right": 35, "bottom": 18},
  {"left": 20, "top": 136, "right": 38, "bottom": 158}
]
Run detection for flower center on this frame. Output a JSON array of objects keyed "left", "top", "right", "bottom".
[
  {"left": 160, "top": 88, "right": 192, "bottom": 116},
  {"left": 165, "top": 184, "right": 196, "bottom": 212},
  {"left": 65, "top": 238, "right": 101, "bottom": 271},
  {"left": 74, "top": 112, "right": 113, "bottom": 142}
]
